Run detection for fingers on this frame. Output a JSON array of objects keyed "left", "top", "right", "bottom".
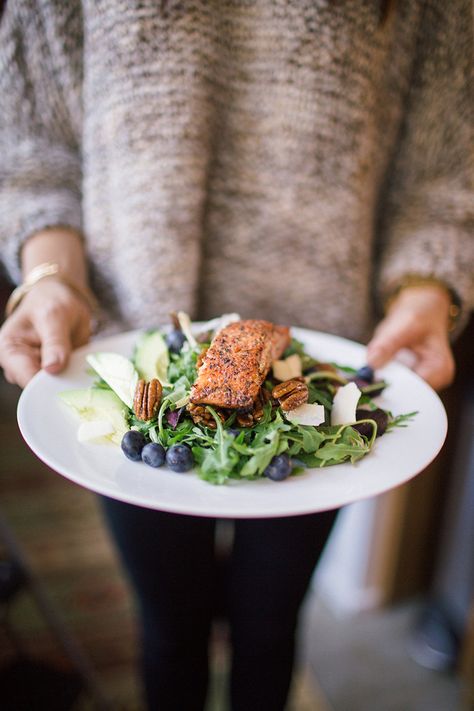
[
  {"left": 2, "top": 345, "right": 42, "bottom": 388},
  {"left": 0, "top": 282, "right": 92, "bottom": 388},
  {"left": 412, "top": 339, "right": 455, "bottom": 391},
  {"left": 366, "top": 311, "right": 416, "bottom": 369},
  {"left": 366, "top": 339, "right": 397, "bottom": 370},
  {"left": 366, "top": 313, "right": 455, "bottom": 391}
]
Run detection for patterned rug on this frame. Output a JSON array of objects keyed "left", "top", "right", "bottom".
[{"left": 0, "top": 376, "right": 329, "bottom": 711}]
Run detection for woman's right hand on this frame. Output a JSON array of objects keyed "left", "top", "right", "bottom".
[{"left": 0, "top": 279, "right": 92, "bottom": 388}]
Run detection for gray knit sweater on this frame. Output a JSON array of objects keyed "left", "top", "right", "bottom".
[{"left": 0, "top": 1, "right": 472, "bottom": 340}]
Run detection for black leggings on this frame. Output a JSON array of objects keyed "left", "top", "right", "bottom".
[{"left": 100, "top": 497, "right": 338, "bottom": 711}]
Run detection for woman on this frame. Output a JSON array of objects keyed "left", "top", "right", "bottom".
[{"left": 0, "top": 2, "right": 472, "bottom": 709}]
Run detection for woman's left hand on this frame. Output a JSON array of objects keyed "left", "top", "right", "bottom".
[{"left": 366, "top": 285, "right": 456, "bottom": 391}]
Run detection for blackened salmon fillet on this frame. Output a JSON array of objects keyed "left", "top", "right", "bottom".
[{"left": 190, "top": 319, "right": 290, "bottom": 409}]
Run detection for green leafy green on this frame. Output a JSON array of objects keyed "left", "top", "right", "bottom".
[
  {"left": 77, "top": 328, "right": 415, "bottom": 485},
  {"left": 386, "top": 410, "right": 418, "bottom": 431},
  {"left": 145, "top": 332, "right": 409, "bottom": 483},
  {"left": 166, "top": 343, "right": 201, "bottom": 385}
]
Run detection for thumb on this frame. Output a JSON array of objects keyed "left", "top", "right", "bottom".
[{"left": 36, "top": 312, "right": 73, "bottom": 373}]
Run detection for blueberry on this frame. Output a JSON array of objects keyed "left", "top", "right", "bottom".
[
  {"left": 141, "top": 442, "right": 166, "bottom": 468},
  {"left": 166, "top": 330, "right": 186, "bottom": 354},
  {"left": 121, "top": 430, "right": 146, "bottom": 461},
  {"left": 264, "top": 453, "right": 292, "bottom": 481},
  {"left": 355, "top": 365, "right": 374, "bottom": 383},
  {"left": 165, "top": 444, "right": 194, "bottom": 473}
]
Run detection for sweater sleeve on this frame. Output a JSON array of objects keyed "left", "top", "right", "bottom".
[
  {"left": 375, "top": 0, "right": 473, "bottom": 329},
  {"left": 0, "top": 0, "right": 83, "bottom": 284}
]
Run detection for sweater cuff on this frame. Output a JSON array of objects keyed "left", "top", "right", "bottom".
[
  {"left": 1, "top": 195, "right": 83, "bottom": 284},
  {"left": 377, "top": 225, "right": 473, "bottom": 337}
]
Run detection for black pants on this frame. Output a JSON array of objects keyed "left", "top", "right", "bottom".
[{"left": 100, "top": 497, "right": 338, "bottom": 711}]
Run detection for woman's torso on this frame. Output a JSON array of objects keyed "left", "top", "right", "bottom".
[{"left": 68, "top": 1, "right": 422, "bottom": 339}]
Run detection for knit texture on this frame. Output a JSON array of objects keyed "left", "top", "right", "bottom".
[{"left": 0, "top": 0, "right": 472, "bottom": 340}]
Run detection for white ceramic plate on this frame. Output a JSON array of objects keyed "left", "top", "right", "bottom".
[{"left": 17, "top": 327, "right": 447, "bottom": 518}]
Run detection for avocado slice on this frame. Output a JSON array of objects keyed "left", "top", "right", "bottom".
[
  {"left": 133, "top": 330, "right": 170, "bottom": 385},
  {"left": 86, "top": 352, "right": 138, "bottom": 408},
  {"left": 60, "top": 388, "right": 130, "bottom": 444}
]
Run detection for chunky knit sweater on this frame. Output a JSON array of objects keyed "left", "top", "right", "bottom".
[{"left": 0, "top": 0, "right": 472, "bottom": 340}]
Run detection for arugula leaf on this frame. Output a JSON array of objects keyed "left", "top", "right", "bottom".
[
  {"left": 295, "top": 425, "right": 371, "bottom": 467},
  {"left": 196, "top": 436, "right": 241, "bottom": 484},
  {"left": 315, "top": 426, "right": 370, "bottom": 465},
  {"left": 167, "top": 343, "right": 200, "bottom": 384},
  {"left": 299, "top": 425, "right": 326, "bottom": 452},
  {"left": 235, "top": 412, "right": 289, "bottom": 477},
  {"left": 195, "top": 407, "right": 242, "bottom": 484},
  {"left": 386, "top": 410, "right": 418, "bottom": 431},
  {"left": 163, "top": 375, "right": 191, "bottom": 405},
  {"left": 307, "top": 383, "right": 333, "bottom": 410},
  {"left": 284, "top": 424, "right": 326, "bottom": 455}
]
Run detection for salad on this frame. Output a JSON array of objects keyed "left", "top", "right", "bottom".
[{"left": 60, "top": 313, "right": 416, "bottom": 485}]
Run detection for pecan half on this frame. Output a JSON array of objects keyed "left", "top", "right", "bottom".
[
  {"left": 133, "top": 378, "right": 162, "bottom": 421},
  {"left": 236, "top": 387, "right": 272, "bottom": 427},
  {"left": 236, "top": 412, "right": 254, "bottom": 428},
  {"left": 187, "top": 403, "right": 226, "bottom": 429},
  {"left": 272, "top": 378, "right": 308, "bottom": 411},
  {"left": 252, "top": 387, "right": 271, "bottom": 422}
]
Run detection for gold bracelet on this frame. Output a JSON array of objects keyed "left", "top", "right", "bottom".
[
  {"left": 383, "top": 274, "right": 461, "bottom": 332},
  {"left": 5, "top": 262, "right": 99, "bottom": 318}
]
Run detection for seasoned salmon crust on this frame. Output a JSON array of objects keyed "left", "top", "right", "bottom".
[{"left": 190, "top": 320, "right": 290, "bottom": 409}]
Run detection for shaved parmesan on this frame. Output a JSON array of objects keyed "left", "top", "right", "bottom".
[
  {"left": 330, "top": 382, "right": 361, "bottom": 425},
  {"left": 204, "top": 313, "right": 241, "bottom": 336},
  {"left": 177, "top": 311, "right": 197, "bottom": 349},
  {"left": 285, "top": 403, "right": 326, "bottom": 426},
  {"left": 77, "top": 419, "right": 115, "bottom": 442},
  {"left": 272, "top": 354, "right": 302, "bottom": 382}
]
